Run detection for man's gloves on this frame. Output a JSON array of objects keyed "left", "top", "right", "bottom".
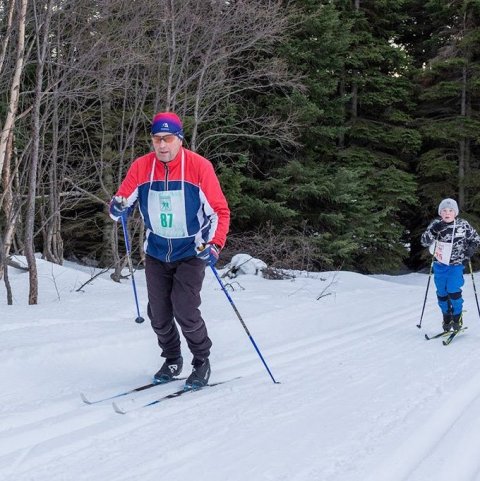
[
  {"left": 430, "top": 220, "right": 446, "bottom": 235},
  {"left": 110, "top": 196, "right": 129, "bottom": 217},
  {"left": 196, "top": 243, "right": 221, "bottom": 266}
]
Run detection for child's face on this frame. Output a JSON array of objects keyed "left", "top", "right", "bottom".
[{"left": 440, "top": 208, "right": 456, "bottom": 222}]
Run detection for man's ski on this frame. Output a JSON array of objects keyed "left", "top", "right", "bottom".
[
  {"left": 424, "top": 326, "right": 467, "bottom": 341},
  {"left": 80, "top": 378, "right": 185, "bottom": 404},
  {"left": 112, "top": 378, "right": 239, "bottom": 414}
]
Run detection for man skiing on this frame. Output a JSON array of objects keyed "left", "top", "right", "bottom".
[{"left": 109, "top": 112, "right": 230, "bottom": 388}]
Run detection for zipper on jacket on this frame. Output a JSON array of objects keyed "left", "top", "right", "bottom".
[
  {"left": 164, "top": 162, "right": 171, "bottom": 262},
  {"left": 164, "top": 162, "right": 169, "bottom": 190}
]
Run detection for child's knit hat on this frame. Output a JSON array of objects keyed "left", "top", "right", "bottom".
[{"left": 438, "top": 198, "right": 459, "bottom": 216}]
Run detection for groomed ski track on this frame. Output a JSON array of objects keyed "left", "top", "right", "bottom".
[{"left": 2, "top": 260, "right": 480, "bottom": 481}]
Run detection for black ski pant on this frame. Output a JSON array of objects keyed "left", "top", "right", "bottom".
[{"left": 145, "top": 254, "right": 212, "bottom": 361}]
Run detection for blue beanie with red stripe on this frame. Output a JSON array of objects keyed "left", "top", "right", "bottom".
[{"left": 151, "top": 112, "right": 184, "bottom": 139}]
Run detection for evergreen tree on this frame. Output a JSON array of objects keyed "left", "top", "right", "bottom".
[
  {"left": 235, "top": 0, "right": 420, "bottom": 272},
  {"left": 330, "top": 0, "right": 420, "bottom": 272},
  {"left": 272, "top": 0, "right": 355, "bottom": 269},
  {"left": 401, "top": 0, "right": 480, "bottom": 267},
  {"left": 414, "top": 0, "right": 480, "bottom": 216}
]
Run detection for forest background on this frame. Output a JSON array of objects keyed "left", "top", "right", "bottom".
[{"left": 1, "top": 0, "right": 480, "bottom": 304}]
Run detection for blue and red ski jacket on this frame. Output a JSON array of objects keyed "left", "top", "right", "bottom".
[{"left": 111, "top": 147, "right": 230, "bottom": 263}]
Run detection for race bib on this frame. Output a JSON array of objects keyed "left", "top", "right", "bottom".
[
  {"left": 148, "top": 189, "right": 188, "bottom": 238},
  {"left": 433, "top": 241, "right": 453, "bottom": 265},
  {"left": 146, "top": 150, "right": 189, "bottom": 239}
]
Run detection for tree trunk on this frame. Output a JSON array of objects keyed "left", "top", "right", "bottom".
[
  {"left": 351, "top": 0, "right": 360, "bottom": 122},
  {"left": 1, "top": 131, "right": 14, "bottom": 252},
  {"left": 24, "top": 0, "right": 54, "bottom": 304},
  {"left": 0, "top": 0, "right": 16, "bottom": 75},
  {"left": 0, "top": 0, "right": 28, "bottom": 176},
  {"left": 0, "top": 229, "right": 13, "bottom": 305},
  {"left": 0, "top": 130, "right": 21, "bottom": 282},
  {"left": 458, "top": 63, "right": 467, "bottom": 209},
  {"left": 190, "top": 23, "right": 220, "bottom": 151},
  {"left": 42, "top": 88, "right": 63, "bottom": 265},
  {"left": 338, "top": 72, "right": 346, "bottom": 148}
]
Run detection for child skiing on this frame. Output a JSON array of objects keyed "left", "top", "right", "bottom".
[{"left": 421, "top": 198, "right": 480, "bottom": 331}]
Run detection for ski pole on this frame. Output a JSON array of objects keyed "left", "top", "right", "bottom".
[
  {"left": 120, "top": 215, "right": 145, "bottom": 324},
  {"left": 417, "top": 260, "right": 434, "bottom": 329},
  {"left": 210, "top": 265, "right": 280, "bottom": 384},
  {"left": 469, "top": 260, "right": 480, "bottom": 319}
]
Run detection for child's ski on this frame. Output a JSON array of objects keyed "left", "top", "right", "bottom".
[
  {"left": 443, "top": 328, "right": 466, "bottom": 346},
  {"left": 424, "top": 326, "right": 467, "bottom": 341},
  {"left": 424, "top": 330, "right": 450, "bottom": 341}
]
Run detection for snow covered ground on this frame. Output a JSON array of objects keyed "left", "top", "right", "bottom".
[{"left": 2, "top": 257, "right": 480, "bottom": 481}]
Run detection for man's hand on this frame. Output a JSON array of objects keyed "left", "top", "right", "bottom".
[
  {"left": 196, "top": 243, "right": 221, "bottom": 266},
  {"left": 110, "top": 196, "right": 129, "bottom": 217}
]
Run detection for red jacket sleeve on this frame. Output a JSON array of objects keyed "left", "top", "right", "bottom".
[
  {"left": 198, "top": 159, "right": 230, "bottom": 248},
  {"left": 115, "top": 160, "right": 141, "bottom": 201}
]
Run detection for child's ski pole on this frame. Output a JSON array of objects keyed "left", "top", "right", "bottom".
[
  {"left": 469, "top": 260, "right": 480, "bottom": 319},
  {"left": 417, "top": 260, "right": 434, "bottom": 329}
]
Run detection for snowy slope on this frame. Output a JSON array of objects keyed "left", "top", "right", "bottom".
[{"left": 2, "top": 259, "right": 480, "bottom": 481}]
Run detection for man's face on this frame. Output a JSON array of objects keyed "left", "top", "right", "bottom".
[
  {"left": 152, "top": 133, "right": 182, "bottom": 163},
  {"left": 440, "top": 208, "right": 456, "bottom": 222}
]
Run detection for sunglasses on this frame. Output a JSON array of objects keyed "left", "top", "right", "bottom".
[{"left": 152, "top": 134, "right": 179, "bottom": 144}]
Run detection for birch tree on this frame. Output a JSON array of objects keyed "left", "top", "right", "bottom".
[
  {"left": 0, "top": 0, "right": 28, "bottom": 291},
  {"left": 0, "top": 0, "right": 28, "bottom": 177}
]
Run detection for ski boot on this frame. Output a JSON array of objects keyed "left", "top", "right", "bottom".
[
  {"left": 451, "top": 313, "right": 463, "bottom": 331},
  {"left": 442, "top": 312, "right": 454, "bottom": 332},
  {"left": 185, "top": 358, "right": 211, "bottom": 389},
  {"left": 154, "top": 356, "right": 183, "bottom": 383}
]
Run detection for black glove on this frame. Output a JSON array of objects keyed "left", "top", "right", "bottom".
[
  {"left": 466, "top": 245, "right": 477, "bottom": 260},
  {"left": 430, "top": 221, "right": 446, "bottom": 235},
  {"left": 462, "top": 245, "right": 477, "bottom": 268}
]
